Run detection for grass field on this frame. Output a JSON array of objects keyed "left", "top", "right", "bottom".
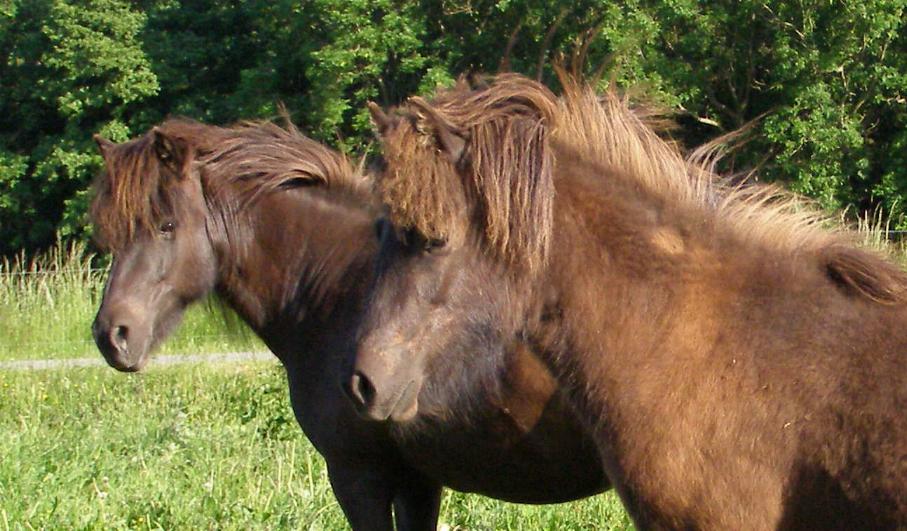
[{"left": 0, "top": 363, "right": 632, "bottom": 530}]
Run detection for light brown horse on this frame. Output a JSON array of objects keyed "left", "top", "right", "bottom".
[
  {"left": 89, "top": 117, "right": 605, "bottom": 530},
  {"left": 350, "top": 72, "right": 907, "bottom": 529}
]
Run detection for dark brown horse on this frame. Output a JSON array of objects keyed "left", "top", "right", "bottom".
[
  {"left": 89, "top": 117, "right": 605, "bottom": 530},
  {"left": 350, "top": 72, "right": 907, "bottom": 529}
]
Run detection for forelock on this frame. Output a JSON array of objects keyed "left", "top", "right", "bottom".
[
  {"left": 90, "top": 134, "right": 180, "bottom": 252},
  {"left": 378, "top": 116, "right": 468, "bottom": 243}
]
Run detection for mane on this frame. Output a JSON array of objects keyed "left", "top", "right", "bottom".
[
  {"left": 91, "top": 117, "right": 369, "bottom": 252},
  {"left": 377, "top": 71, "right": 907, "bottom": 303},
  {"left": 379, "top": 74, "right": 558, "bottom": 274},
  {"left": 189, "top": 118, "right": 370, "bottom": 207},
  {"left": 552, "top": 70, "right": 827, "bottom": 254},
  {"left": 552, "top": 70, "right": 907, "bottom": 304}
]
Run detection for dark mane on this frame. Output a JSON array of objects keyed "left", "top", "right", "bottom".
[
  {"left": 377, "top": 72, "right": 907, "bottom": 303},
  {"left": 91, "top": 117, "right": 369, "bottom": 252},
  {"left": 91, "top": 132, "right": 167, "bottom": 251}
]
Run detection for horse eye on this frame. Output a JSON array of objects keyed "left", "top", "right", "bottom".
[
  {"left": 425, "top": 238, "right": 447, "bottom": 252},
  {"left": 374, "top": 219, "right": 387, "bottom": 241},
  {"left": 401, "top": 227, "right": 446, "bottom": 253},
  {"left": 159, "top": 221, "right": 176, "bottom": 234},
  {"left": 400, "top": 227, "right": 422, "bottom": 248}
]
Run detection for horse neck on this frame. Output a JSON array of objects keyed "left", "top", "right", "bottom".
[
  {"left": 536, "top": 142, "right": 852, "bottom": 428},
  {"left": 527, "top": 144, "right": 718, "bottom": 392},
  {"left": 547, "top": 143, "right": 706, "bottom": 283},
  {"left": 211, "top": 187, "right": 376, "bottom": 349}
]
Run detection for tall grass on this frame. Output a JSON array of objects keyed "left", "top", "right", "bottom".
[
  {"left": 853, "top": 209, "right": 907, "bottom": 259},
  {"left": 0, "top": 241, "right": 263, "bottom": 362}
]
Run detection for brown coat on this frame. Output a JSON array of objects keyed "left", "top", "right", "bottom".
[
  {"left": 91, "top": 117, "right": 606, "bottom": 531},
  {"left": 355, "top": 71, "right": 907, "bottom": 529}
]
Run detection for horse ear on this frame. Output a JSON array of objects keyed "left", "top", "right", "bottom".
[
  {"left": 454, "top": 75, "right": 471, "bottom": 92},
  {"left": 367, "top": 101, "right": 392, "bottom": 136},
  {"left": 151, "top": 127, "right": 194, "bottom": 177},
  {"left": 93, "top": 134, "right": 114, "bottom": 158},
  {"left": 409, "top": 96, "right": 467, "bottom": 164}
]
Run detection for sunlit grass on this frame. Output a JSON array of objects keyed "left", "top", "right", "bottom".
[
  {"left": 0, "top": 363, "right": 632, "bottom": 530},
  {"left": 852, "top": 208, "right": 907, "bottom": 259}
]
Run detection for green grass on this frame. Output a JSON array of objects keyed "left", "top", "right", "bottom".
[
  {"left": 0, "top": 242, "right": 264, "bottom": 362},
  {"left": 0, "top": 362, "right": 632, "bottom": 530}
]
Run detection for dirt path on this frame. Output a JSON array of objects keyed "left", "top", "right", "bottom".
[{"left": 0, "top": 351, "right": 274, "bottom": 371}]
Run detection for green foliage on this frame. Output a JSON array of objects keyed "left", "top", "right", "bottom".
[
  {"left": 1, "top": 0, "right": 906, "bottom": 254},
  {"left": 41, "top": 0, "right": 158, "bottom": 115},
  {"left": 0, "top": 0, "right": 158, "bottom": 253},
  {"left": 304, "top": 0, "right": 430, "bottom": 149}
]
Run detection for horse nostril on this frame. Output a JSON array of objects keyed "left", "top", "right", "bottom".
[
  {"left": 111, "top": 325, "right": 129, "bottom": 352},
  {"left": 348, "top": 371, "right": 376, "bottom": 409}
]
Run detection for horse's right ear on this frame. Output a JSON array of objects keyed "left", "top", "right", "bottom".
[
  {"left": 409, "top": 96, "right": 467, "bottom": 164},
  {"left": 93, "top": 134, "right": 114, "bottom": 158},
  {"left": 151, "top": 127, "right": 194, "bottom": 177}
]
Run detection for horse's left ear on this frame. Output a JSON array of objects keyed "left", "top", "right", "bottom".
[
  {"left": 409, "top": 96, "right": 468, "bottom": 164},
  {"left": 151, "top": 127, "right": 195, "bottom": 178},
  {"left": 367, "top": 101, "right": 392, "bottom": 136}
]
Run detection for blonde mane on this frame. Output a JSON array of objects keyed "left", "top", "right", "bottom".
[
  {"left": 376, "top": 71, "right": 907, "bottom": 303},
  {"left": 379, "top": 74, "right": 558, "bottom": 274},
  {"left": 553, "top": 70, "right": 833, "bottom": 256},
  {"left": 552, "top": 70, "right": 907, "bottom": 303}
]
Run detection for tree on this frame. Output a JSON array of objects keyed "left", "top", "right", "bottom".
[{"left": 0, "top": 0, "right": 158, "bottom": 253}]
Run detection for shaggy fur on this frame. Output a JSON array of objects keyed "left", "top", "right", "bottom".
[
  {"left": 90, "top": 117, "right": 606, "bottom": 530},
  {"left": 357, "top": 71, "right": 907, "bottom": 529},
  {"left": 378, "top": 74, "right": 558, "bottom": 274},
  {"left": 550, "top": 69, "right": 907, "bottom": 303},
  {"left": 375, "top": 70, "right": 907, "bottom": 301}
]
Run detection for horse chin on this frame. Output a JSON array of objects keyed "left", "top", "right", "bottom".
[
  {"left": 107, "top": 348, "right": 150, "bottom": 372},
  {"left": 114, "top": 353, "right": 149, "bottom": 373}
]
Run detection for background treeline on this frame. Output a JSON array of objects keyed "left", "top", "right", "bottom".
[{"left": 1, "top": 0, "right": 905, "bottom": 257}]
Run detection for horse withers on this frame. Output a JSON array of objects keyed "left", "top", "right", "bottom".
[
  {"left": 90, "top": 118, "right": 605, "bottom": 530},
  {"left": 351, "top": 73, "right": 907, "bottom": 529}
]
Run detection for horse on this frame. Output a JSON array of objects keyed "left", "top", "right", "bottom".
[
  {"left": 349, "top": 71, "right": 907, "bottom": 529},
  {"left": 89, "top": 117, "right": 606, "bottom": 530}
]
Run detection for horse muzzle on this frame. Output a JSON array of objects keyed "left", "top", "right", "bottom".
[
  {"left": 92, "top": 310, "right": 152, "bottom": 373},
  {"left": 341, "top": 350, "right": 421, "bottom": 422}
]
